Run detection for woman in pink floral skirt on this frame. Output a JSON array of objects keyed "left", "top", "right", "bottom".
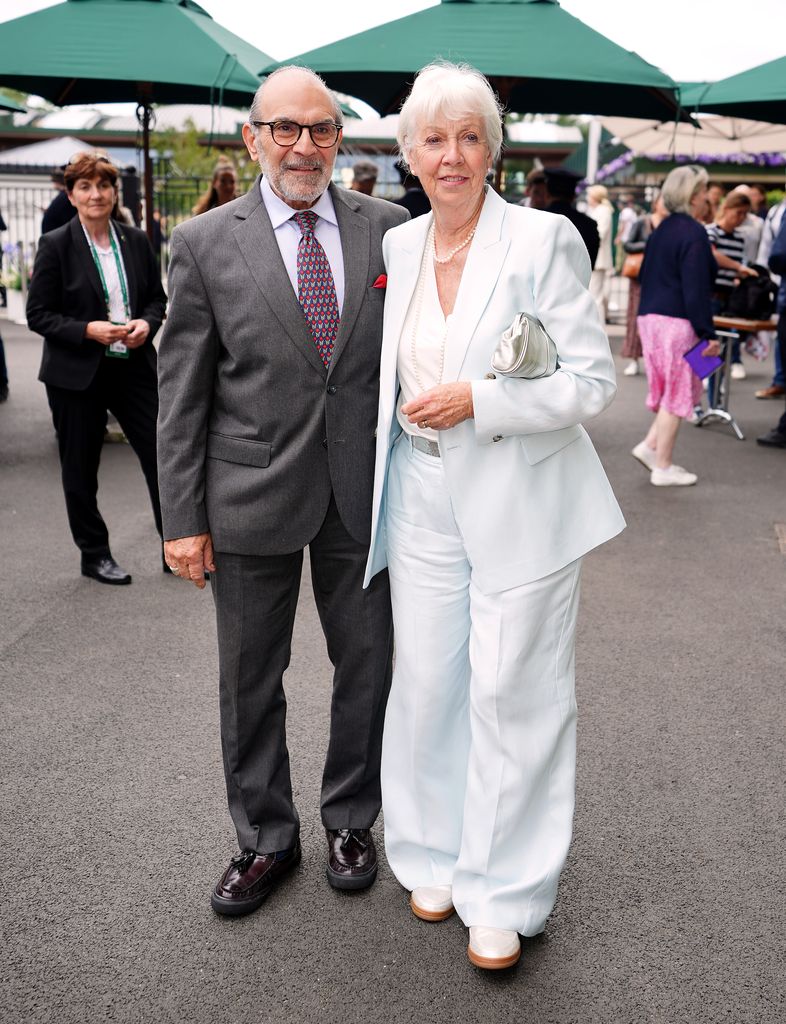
[{"left": 633, "top": 166, "right": 721, "bottom": 486}]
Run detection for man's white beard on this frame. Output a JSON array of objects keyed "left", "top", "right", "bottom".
[{"left": 258, "top": 152, "right": 333, "bottom": 206}]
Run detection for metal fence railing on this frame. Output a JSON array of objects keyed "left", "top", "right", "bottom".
[
  {"left": 154, "top": 174, "right": 257, "bottom": 277},
  {"left": 0, "top": 181, "right": 53, "bottom": 311},
  {"left": 1, "top": 166, "right": 409, "bottom": 290}
]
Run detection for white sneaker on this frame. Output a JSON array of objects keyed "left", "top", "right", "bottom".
[
  {"left": 650, "top": 465, "right": 697, "bottom": 487},
  {"left": 410, "top": 884, "right": 454, "bottom": 922},
  {"left": 622, "top": 359, "right": 639, "bottom": 376},
  {"left": 731, "top": 363, "right": 746, "bottom": 380},
  {"left": 631, "top": 441, "right": 658, "bottom": 471},
  {"left": 467, "top": 926, "right": 521, "bottom": 970}
]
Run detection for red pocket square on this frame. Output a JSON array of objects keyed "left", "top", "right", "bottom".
[{"left": 372, "top": 274, "right": 387, "bottom": 289}]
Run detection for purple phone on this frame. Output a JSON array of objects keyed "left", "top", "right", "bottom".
[{"left": 683, "top": 340, "right": 724, "bottom": 379}]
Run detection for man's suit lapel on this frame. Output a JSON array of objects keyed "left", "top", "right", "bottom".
[
  {"left": 328, "top": 183, "right": 367, "bottom": 375},
  {"left": 442, "top": 187, "right": 510, "bottom": 383},
  {"left": 232, "top": 178, "right": 327, "bottom": 378},
  {"left": 69, "top": 217, "right": 105, "bottom": 310}
]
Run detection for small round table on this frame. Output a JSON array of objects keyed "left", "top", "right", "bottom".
[{"left": 695, "top": 316, "right": 778, "bottom": 440}]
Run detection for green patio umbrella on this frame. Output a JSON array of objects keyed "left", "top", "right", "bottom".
[
  {"left": 262, "top": 0, "right": 682, "bottom": 121},
  {"left": 681, "top": 61, "right": 786, "bottom": 123},
  {"left": 0, "top": 0, "right": 274, "bottom": 235}
]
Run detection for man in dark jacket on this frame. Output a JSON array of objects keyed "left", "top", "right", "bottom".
[
  {"left": 392, "top": 162, "right": 430, "bottom": 218},
  {"left": 41, "top": 169, "right": 77, "bottom": 234},
  {"left": 758, "top": 213, "right": 786, "bottom": 448},
  {"left": 543, "top": 168, "right": 600, "bottom": 269}
]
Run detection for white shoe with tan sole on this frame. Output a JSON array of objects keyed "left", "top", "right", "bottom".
[
  {"left": 650, "top": 464, "right": 697, "bottom": 487},
  {"left": 410, "top": 884, "right": 454, "bottom": 922},
  {"left": 631, "top": 441, "right": 658, "bottom": 471},
  {"left": 467, "top": 926, "right": 521, "bottom": 970}
]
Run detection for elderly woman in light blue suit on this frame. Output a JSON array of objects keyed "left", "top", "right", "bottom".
[{"left": 364, "top": 63, "right": 625, "bottom": 971}]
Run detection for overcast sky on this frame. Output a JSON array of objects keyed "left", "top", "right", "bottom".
[{"left": 3, "top": 0, "right": 784, "bottom": 94}]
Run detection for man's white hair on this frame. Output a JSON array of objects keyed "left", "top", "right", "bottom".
[
  {"left": 396, "top": 61, "right": 504, "bottom": 170},
  {"left": 249, "top": 66, "right": 343, "bottom": 126}
]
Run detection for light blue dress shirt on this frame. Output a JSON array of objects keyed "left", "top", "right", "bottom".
[{"left": 259, "top": 175, "right": 345, "bottom": 314}]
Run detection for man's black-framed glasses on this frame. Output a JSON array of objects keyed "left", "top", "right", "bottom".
[{"left": 250, "top": 120, "right": 343, "bottom": 148}]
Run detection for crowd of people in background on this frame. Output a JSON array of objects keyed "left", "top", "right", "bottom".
[{"left": 520, "top": 164, "right": 786, "bottom": 465}]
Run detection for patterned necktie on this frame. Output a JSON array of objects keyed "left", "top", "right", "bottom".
[{"left": 292, "top": 210, "right": 339, "bottom": 367}]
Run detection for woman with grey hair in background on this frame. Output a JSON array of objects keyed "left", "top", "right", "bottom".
[
  {"left": 633, "top": 165, "right": 720, "bottom": 485},
  {"left": 365, "top": 62, "right": 624, "bottom": 970}
]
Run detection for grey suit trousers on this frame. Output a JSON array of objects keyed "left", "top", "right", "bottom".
[{"left": 212, "top": 495, "right": 393, "bottom": 853}]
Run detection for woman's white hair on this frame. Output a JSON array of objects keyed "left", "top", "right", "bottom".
[
  {"left": 397, "top": 61, "right": 504, "bottom": 169},
  {"left": 661, "top": 165, "right": 709, "bottom": 215}
]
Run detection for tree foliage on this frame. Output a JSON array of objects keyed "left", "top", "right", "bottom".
[{"left": 152, "top": 119, "right": 253, "bottom": 180}]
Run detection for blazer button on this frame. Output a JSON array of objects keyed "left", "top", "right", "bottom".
[
  {"left": 327, "top": 384, "right": 337, "bottom": 395},
  {"left": 485, "top": 372, "right": 497, "bottom": 380},
  {"left": 492, "top": 435, "right": 503, "bottom": 442},
  {"left": 321, "top": 438, "right": 328, "bottom": 448}
]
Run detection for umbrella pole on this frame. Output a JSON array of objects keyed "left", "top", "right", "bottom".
[{"left": 138, "top": 101, "right": 154, "bottom": 243}]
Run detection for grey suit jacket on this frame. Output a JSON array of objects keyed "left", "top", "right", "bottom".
[{"left": 157, "top": 178, "right": 408, "bottom": 554}]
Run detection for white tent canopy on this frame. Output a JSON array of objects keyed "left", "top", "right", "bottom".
[
  {"left": 0, "top": 135, "right": 141, "bottom": 169},
  {"left": 0, "top": 135, "right": 89, "bottom": 166},
  {"left": 601, "top": 114, "right": 786, "bottom": 157}
]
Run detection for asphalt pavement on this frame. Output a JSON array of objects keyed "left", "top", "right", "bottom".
[{"left": 0, "top": 314, "right": 784, "bottom": 1024}]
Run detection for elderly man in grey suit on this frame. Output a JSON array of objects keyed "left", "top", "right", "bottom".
[{"left": 157, "top": 66, "right": 407, "bottom": 916}]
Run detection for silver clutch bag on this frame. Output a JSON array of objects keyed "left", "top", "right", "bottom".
[{"left": 491, "top": 312, "right": 558, "bottom": 378}]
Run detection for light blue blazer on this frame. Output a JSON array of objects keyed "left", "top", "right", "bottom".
[{"left": 365, "top": 187, "right": 626, "bottom": 595}]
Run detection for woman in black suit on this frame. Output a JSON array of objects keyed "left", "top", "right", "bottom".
[{"left": 27, "top": 151, "right": 167, "bottom": 584}]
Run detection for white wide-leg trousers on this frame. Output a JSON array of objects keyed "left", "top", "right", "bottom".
[{"left": 382, "top": 437, "right": 582, "bottom": 936}]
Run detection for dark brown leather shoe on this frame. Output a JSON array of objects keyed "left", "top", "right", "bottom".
[
  {"left": 211, "top": 841, "right": 301, "bottom": 916},
  {"left": 325, "top": 828, "right": 377, "bottom": 891}
]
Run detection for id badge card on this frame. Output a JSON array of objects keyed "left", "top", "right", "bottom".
[{"left": 106, "top": 323, "right": 130, "bottom": 359}]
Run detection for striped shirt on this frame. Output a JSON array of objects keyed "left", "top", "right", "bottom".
[{"left": 705, "top": 224, "right": 745, "bottom": 291}]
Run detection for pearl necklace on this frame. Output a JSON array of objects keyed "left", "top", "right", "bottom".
[
  {"left": 410, "top": 222, "right": 449, "bottom": 393},
  {"left": 432, "top": 191, "right": 485, "bottom": 264},
  {"left": 433, "top": 224, "right": 476, "bottom": 264}
]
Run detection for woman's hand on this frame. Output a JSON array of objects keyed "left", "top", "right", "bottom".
[
  {"left": 85, "top": 320, "right": 132, "bottom": 346},
  {"left": 738, "top": 265, "right": 759, "bottom": 278},
  {"left": 401, "top": 382, "right": 474, "bottom": 430},
  {"left": 702, "top": 339, "right": 721, "bottom": 357},
  {"left": 124, "top": 319, "right": 150, "bottom": 348}
]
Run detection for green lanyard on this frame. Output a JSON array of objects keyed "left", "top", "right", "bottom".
[{"left": 83, "top": 222, "right": 131, "bottom": 323}]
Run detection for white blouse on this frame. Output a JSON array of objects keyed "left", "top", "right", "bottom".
[
  {"left": 396, "top": 247, "right": 454, "bottom": 441},
  {"left": 85, "top": 223, "right": 130, "bottom": 324}
]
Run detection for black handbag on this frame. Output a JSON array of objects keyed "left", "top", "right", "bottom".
[{"left": 725, "top": 264, "right": 777, "bottom": 321}]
